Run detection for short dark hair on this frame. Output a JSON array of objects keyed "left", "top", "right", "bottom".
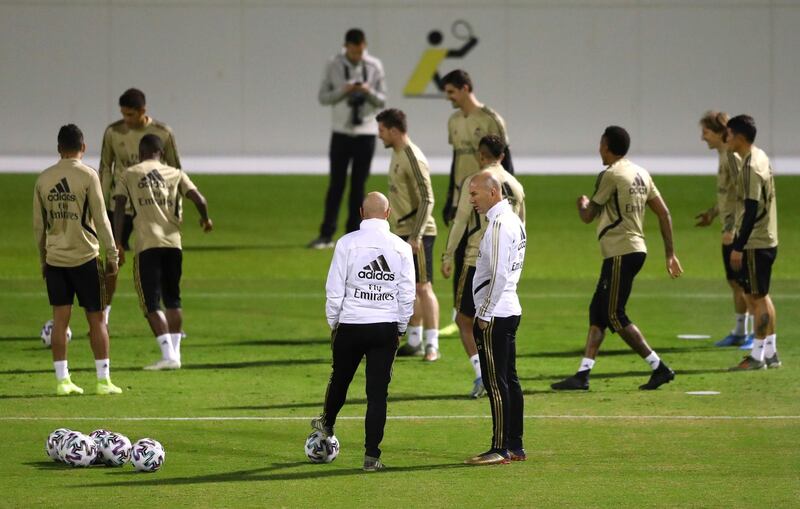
[
  {"left": 139, "top": 134, "right": 164, "bottom": 156},
  {"left": 727, "top": 114, "right": 757, "bottom": 144},
  {"left": 119, "top": 88, "right": 146, "bottom": 110},
  {"left": 478, "top": 134, "right": 506, "bottom": 159},
  {"left": 376, "top": 108, "right": 407, "bottom": 133},
  {"left": 602, "top": 126, "right": 630, "bottom": 157},
  {"left": 57, "top": 124, "right": 84, "bottom": 152},
  {"left": 441, "top": 69, "right": 473, "bottom": 92},
  {"left": 345, "top": 28, "right": 365, "bottom": 45}
]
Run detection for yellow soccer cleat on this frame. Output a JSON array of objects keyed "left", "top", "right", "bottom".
[
  {"left": 56, "top": 377, "right": 84, "bottom": 396},
  {"left": 96, "top": 378, "right": 123, "bottom": 395}
]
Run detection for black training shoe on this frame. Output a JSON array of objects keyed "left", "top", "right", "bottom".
[
  {"left": 363, "top": 455, "right": 385, "bottom": 472},
  {"left": 765, "top": 353, "right": 782, "bottom": 369},
  {"left": 729, "top": 356, "right": 767, "bottom": 371},
  {"left": 508, "top": 448, "right": 527, "bottom": 461},
  {"left": 639, "top": 362, "right": 675, "bottom": 390},
  {"left": 307, "top": 236, "right": 334, "bottom": 249},
  {"left": 396, "top": 342, "right": 424, "bottom": 357},
  {"left": 550, "top": 373, "right": 589, "bottom": 391}
]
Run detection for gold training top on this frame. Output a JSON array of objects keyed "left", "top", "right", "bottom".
[
  {"left": 387, "top": 140, "right": 437, "bottom": 240},
  {"left": 33, "top": 158, "right": 118, "bottom": 267},
  {"left": 736, "top": 146, "right": 778, "bottom": 249}
]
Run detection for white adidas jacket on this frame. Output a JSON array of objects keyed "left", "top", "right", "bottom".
[
  {"left": 474, "top": 199, "right": 526, "bottom": 320},
  {"left": 325, "top": 219, "right": 416, "bottom": 332}
]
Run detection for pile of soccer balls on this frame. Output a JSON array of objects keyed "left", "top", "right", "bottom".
[
  {"left": 46, "top": 428, "right": 165, "bottom": 472},
  {"left": 304, "top": 430, "right": 340, "bottom": 463},
  {"left": 40, "top": 319, "right": 72, "bottom": 348}
]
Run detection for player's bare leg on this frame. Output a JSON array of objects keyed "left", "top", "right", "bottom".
[
  {"left": 732, "top": 294, "right": 777, "bottom": 370},
  {"left": 143, "top": 309, "right": 180, "bottom": 370},
  {"left": 86, "top": 310, "right": 121, "bottom": 394},
  {"left": 456, "top": 312, "right": 484, "bottom": 397},
  {"left": 165, "top": 307, "right": 184, "bottom": 363},
  {"left": 51, "top": 305, "right": 82, "bottom": 395},
  {"left": 551, "top": 325, "right": 604, "bottom": 391},
  {"left": 417, "top": 282, "right": 441, "bottom": 361}
]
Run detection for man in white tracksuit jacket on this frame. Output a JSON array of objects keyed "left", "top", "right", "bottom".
[
  {"left": 464, "top": 171, "right": 527, "bottom": 466},
  {"left": 312, "top": 192, "right": 415, "bottom": 472}
]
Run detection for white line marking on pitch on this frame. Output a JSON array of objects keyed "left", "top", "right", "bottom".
[{"left": 1, "top": 415, "right": 798, "bottom": 421}]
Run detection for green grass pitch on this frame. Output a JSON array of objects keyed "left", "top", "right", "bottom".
[{"left": 0, "top": 173, "right": 798, "bottom": 508}]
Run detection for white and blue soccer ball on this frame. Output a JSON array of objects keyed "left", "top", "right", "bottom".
[
  {"left": 40, "top": 319, "right": 72, "bottom": 348},
  {"left": 304, "top": 430, "right": 340, "bottom": 464},
  {"left": 131, "top": 438, "right": 165, "bottom": 472},
  {"left": 89, "top": 429, "right": 114, "bottom": 464},
  {"left": 45, "top": 428, "right": 72, "bottom": 462},
  {"left": 58, "top": 431, "right": 98, "bottom": 467},
  {"left": 96, "top": 432, "right": 132, "bottom": 467}
]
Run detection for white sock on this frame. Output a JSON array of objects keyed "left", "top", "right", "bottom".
[
  {"left": 54, "top": 360, "right": 69, "bottom": 381},
  {"left": 751, "top": 339, "right": 766, "bottom": 361},
  {"left": 578, "top": 357, "right": 595, "bottom": 372},
  {"left": 745, "top": 313, "right": 753, "bottom": 335},
  {"left": 95, "top": 359, "right": 110, "bottom": 380},
  {"left": 424, "top": 328, "right": 439, "bottom": 349},
  {"left": 171, "top": 333, "right": 182, "bottom": 362},
  {"left": 764, "top": 334, "right": 777, "bottom": 358},
  {"left": 645, "top": 351, "right": 661, "bottom": 370},
  {"left": 407, "top": 325, "right": 423, "bottom": 348},
  {"left": 156, "top": 333, "right": 176, "bottom": 361},
  {"left": 733, "top": 313, "right": 746, "bottom": 335},
  {"left": 470, "top": 354, "right": 481, "bottom": 378},
  {"left": 104, "top": 305, "right": 111, "bottom": 325},
  {"left": 451, "top": 308, "right": 457, "bottom": 322}
]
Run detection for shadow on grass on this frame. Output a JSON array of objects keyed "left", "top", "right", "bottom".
[
  {"left": 517, "top": 346, "right": 719, "bottom": 359},
  {"left": 520, "top": 367, "right": 731, "bottom": 382},
  {"left": 24, "top": 461, "right": 65, "bottom": 470},
  {"left": 182, "top": 244, "right": 299, "bottom": 252},
  {"left": 0, "top": 358, "right": 330, "bottom": 376},
  {"left": 213, "top": 389, "right": 552, "bottom": 411},
  {"left": 0, "top": 336, "right": 38, "bottom": 342},
  {"left": 190, "top": 338, "right": 331, "bottom": 348},
  {"left": 77, "top": 461, "right": 469, "bottom": 488}
]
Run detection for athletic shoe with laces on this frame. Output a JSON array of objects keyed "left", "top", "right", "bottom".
[
  {"left": 739, "top": 334, "right": 755, "bottom": 350},
  {"left": 423, "top": 345, "right": 441, "bottom": 362},
  {"left": 550, "top": 372, "right": 590, "bottom": 391},
  {"left": 310, "top": 416, "right": 333, "bottom": 438},
  {"left": 639, "top": 362, "right": 675, "bottom": 390},
  {"left": 438, "top": 322, "right": 460, "bottom": 337},
  {"left": 470, "top": 377, "right": 486, "bottom": 398},
  {"left": 715, "top": 332, "right": 747, "bottom": 347},
  {"left": 363, "top": 455, "right": 385, "bottom": 472},
  {"left": 396, "top": 342, "right": 424, "bottom": 357},
  {"left": 765, "top": 353, "right": 782, "bottom": 369},
  {"left": 508, "top": 448, "right": 527, "bottom": 461},
  {"left": 306, "top": 236, "right": 334, "bottom": 249},
  {"left": 143, "top": 359, "right": 181, "bottom": 371},
  {"left": 464, "top": 450, "right": 510, "bottom": 465},
  {"left": 56, "top": 376, "right": 84, "bottom": 396},
  {"left": 729, "top": 356, "right": 766, "bottom": 371},
  {"left": 96, "top": 377, "right": 123, "bottom": 395}
]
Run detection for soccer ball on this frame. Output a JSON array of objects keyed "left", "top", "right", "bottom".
[
  {"left": 40, "top": 319, "right": 72, "bottom": 348},
  {"left": 58, "top": 431, "right": 98, "bottom": 467},
  {"left": 304, "top": 430, "right": 340, "bottom": 464},
  {"left": 89, "top": 429, "right": 114, "bottom": 464},
  {"left": 96, "top": 432, "right": 132, "bottom": 467},
  {"left": 131, "top": 438, "right": 165, "bottom": 472},
  {"left": 45, "top": 428, "right": 72, "bottom": 462}
]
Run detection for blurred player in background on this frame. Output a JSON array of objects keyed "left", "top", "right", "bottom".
[
  {"left": 112, "top": 135, "right": 211, "bottom": 371},
  {"left": 33, "top": 124, "right": 121, "bottom": 396},
  {"left": 694, "top": 111, "right": 755, "bottom": 347},
  {"left": 442, "top": 135, "right": 525, "bottom": 398},
  {"left": 99, "top": 88, "right": 182, "bottom": 326},
  {"left": 551, "top": 126, "right": 682, "bottom": 392},
  {"left": 376, "top": 109, "right": 440, "bottom": 361}
]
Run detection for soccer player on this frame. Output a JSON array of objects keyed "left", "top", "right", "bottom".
[
  {"left": 694, "top": 111, "right": 754, "bottom": 347},
  {"left": 308, "top": 28, "right": 387, "bottom": 249},
  {"left": 440, "top": 69, "right": 513, "bottom": 337},
  {"left": 442, "top": 135, "right": 525, "bottom": 398},
  {"left": 376, "top": 109, "right": 440, "bottom": 361},
  {"left": 99, "top": 88, "right": 182, "bottom": 325},
  {"left": 33, "top": 124, "right": 122, "bottom": 396},
  {"left": 464, "top": 171, "right": 526, "bottom": 465},
  {"left": 112, "top": 135, "right": 211, "bottom": 370},
  {"left": 726, "top": 115, "right": 780, "bottom": 370},
  {"left": 313, "top": 192, "right": 415, "bottom": 472},
  {"left": 551, "top": 126, "right": 683, "bottom": 392}
]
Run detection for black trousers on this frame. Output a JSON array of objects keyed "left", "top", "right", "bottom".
[
  {"left": 322, "top": 322, "right": 398, "bottom": 458},
  {"left": 474, "top": 315, "right": 523, "bottom": 452},
  {"left": 320, "top": 133, "right": 376, "bottom": 237}
]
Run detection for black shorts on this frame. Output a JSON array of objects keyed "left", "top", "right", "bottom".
[
  {"left": 134, "top": 247, "right": 183, "bottom": 314},
  {"left": 721, "top": 243, "right": 738, "bottom": 281},
  {"left": 589, "top": 252, "right": 646, "bottom": 333},
  {"left": 401, "top": 235, "right": 435, "bottom": 283},
  {"left": 737, "top": 247, "right": 777, "bottom": 296},
  {"left": 45, "top": 258, "right": 107, "bottom": 312},
  {"left": 454, "top": 264, "right": 476, "bottom": 317}
]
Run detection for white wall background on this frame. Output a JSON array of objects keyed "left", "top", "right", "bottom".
[{"left": 1, "top": 0, "right": 798, "bottom": 173}]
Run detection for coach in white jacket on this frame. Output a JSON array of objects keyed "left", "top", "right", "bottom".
[
  {"left": 465, "top": 171, "right": 527, "bottom": 466},
  {"left": 313, "top": 192, "right": 415, "bottom": 472}
]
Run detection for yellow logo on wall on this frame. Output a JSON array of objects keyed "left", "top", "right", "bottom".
[{"left": 404, "top": 20, "right": 478, "bottom": 98}]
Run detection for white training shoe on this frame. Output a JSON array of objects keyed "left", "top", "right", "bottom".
[{"left": 143, "top": 359, "right": 181, "bottom": 371}]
